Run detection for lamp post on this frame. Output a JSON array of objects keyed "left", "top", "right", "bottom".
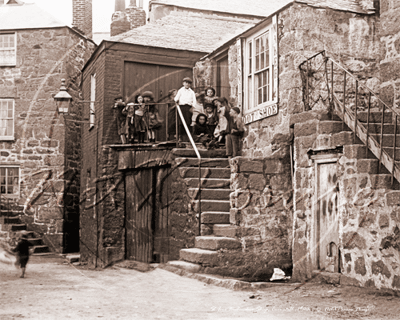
[
  {"left": 53, "top": 79, "right": 72, "bottom": 115},
  {"left": 53, "top": 78, "right": 99, "bottom": 267}
]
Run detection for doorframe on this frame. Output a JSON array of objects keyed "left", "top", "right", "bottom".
[{"left": 310, "top": 153, "right": 340, "bottom": 271}]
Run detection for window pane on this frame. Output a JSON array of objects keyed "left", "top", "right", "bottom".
[
  {"left": 6, "top": 119, "right": 12, "bottom": 136},
  {"left": 248, "top": 76, "right": 252, "bottom": 108},
  {"left": 260, "top": 52, "right": 265, "bottom": 70},
  {"left": 1, "top": 176, "right": 5, "bottom": 185},
  {"left": 7, "top": 186, "right": 13, "bottom": 194},
  {"left": 1, "top": 186, "right": 5, "bottom": 194},
  {"left": 248, "top": 42, "right": 252, "bottom": 74},
  {"left": 256, "top": 54, "right": 259, "bottom": 71},
  {"left": 258, "top": 88, "right": 263, "bottom": 105},
  {"left": 1, "top": 168, "right": 5, "bottom": 176},
  {"left": 256, "top": 38, "right": 259, "bottom": 55}
]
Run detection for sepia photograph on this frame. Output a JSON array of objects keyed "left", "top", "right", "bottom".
[{"left": 1, "top": 0, "right": 400, "bottom": 319}]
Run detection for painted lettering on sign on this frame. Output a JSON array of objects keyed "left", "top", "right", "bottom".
[{"left": 243, "top": 104, "right": 278, "bottom": 124}]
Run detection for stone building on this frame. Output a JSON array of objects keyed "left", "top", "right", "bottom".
[
  {"left": 188, "top": 0, "right": 400, "bottom": 291},
  {"left": 0, "top": 0, "right": 96, "bottom": 253},
  {"left": 79, "top": 0, "right": 264, "bottom": 268}
]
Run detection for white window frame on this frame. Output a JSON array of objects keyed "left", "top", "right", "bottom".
[
  {"left": 0, "top": 165, "right": 20, "bottom": 198},
  {"left": 0, "top": 99, "right": 15, "bottom": 140},
  {"left": 244, "top": 25, "right": 276, "bottom": 114},
  {"left": 0, "top": 33, "right": 17, "bottom": 67},
  {"left": 89, "top": 74, "right": 96, "bottom": 129}
]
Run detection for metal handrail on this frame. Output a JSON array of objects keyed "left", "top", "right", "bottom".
[
  {"left": 301, "top": 50, "right": 400, "bottom": 185},
  {"left": 175, "top": 104, "right": 202, "bottom": 235}
]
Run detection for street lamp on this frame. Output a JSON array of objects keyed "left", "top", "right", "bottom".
[{"left": 53, "top": 79, "right": 72, "bottom": 115}]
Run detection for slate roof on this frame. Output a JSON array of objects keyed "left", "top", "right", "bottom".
[
  {"left": 0, "top": 2, "right": 67, "bottom": 31},
  {"left": 110, "top": 11, "right": 257, "bottom": 53},
  {"left": 151, "top": 0, "right": 374, "bottom": 16}
]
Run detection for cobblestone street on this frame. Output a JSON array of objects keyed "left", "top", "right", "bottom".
[{"left": 1, "top": 256, "right": 400, "bottom": 320}]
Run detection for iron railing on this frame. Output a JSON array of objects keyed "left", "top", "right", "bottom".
[{"left": 300, "top": 51, "right": 400, "bottom": 185}]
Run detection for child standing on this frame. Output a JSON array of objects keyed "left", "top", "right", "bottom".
[
  {"left": 12, "top": 231, "right": 32, "bottom": 278},
  {"left": 147, "top": 104, "right": 163, "bottom": 142},
  {"left": 204, "top": 87, "right": 218, "bottom": 105},
  {"left": 191, "top": 92, "right": 205, "bottom": 134},
  {"left": 204, "top": 102, "right": 218, "bottom": 136},
  {"left": 123, "top": 102, "right": 136, "bottom": 144},
  {"left": 174, "top": 77, "right": 196, "bottom": 141},
  {"left": 133, "top": 94, "right": 147, "bottom": 143},
  {"left": 113, "top": 96, "right": 127, "bottom": 144},
  {"left": 226, "top": 107, "right": 244, "bottom": 158},
  {"left": 212, "top": 97, "right": 230, "bottom": 148}
]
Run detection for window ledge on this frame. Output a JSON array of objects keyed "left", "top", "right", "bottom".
[{"left": 0, "top": 137, "right": 15, "bottom": 141}]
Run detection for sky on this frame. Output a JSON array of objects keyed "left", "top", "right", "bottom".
[{"left": 29, "top": 0, "right": 150, "bottom": 33}]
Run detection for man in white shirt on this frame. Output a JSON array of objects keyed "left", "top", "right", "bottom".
[{"left": 174, "top": 77, "right": 196, "bottom": 141}]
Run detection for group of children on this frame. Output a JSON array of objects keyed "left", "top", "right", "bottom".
[
  {"left": 113, "top": 91, "right": 163, "bottom": 144},
  {"left": 114, "top": 77, "right": 244, "bottom": 158}
]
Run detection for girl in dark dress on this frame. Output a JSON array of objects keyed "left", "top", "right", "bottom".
[{"left": 12, "top": 232, "right": 32, "bottom": 278}]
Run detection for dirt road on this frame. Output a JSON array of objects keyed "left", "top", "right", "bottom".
[{"left": 1, "top": 255, "right": 400, "bottom": 320}]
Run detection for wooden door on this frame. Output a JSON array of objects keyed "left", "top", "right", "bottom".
[
  {"left": 316, "top": 161, "right": 339, "bottom": 272},
  {"left": 125, "top": 169, "right": 154, "bottom": 262},
  {"left": 217, "top": 55, "right": 230, "bottom": 99}
]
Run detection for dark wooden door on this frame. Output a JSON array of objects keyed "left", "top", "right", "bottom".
[
  {"left": 126, "top": 169, "right": 154, "bottom": 262},
  {"left": 125, "top": 166, "right": 171, "bottom": 263},
  {"left": 217, "top": 55, "right": 230, "bottom": 99},
  {"left": 316, "top": 161, "right": 339, "bottom": 272}
]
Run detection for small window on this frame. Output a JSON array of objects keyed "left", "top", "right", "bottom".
[
  {"left": 0, "top": 99, "right": 14, "bottom": 140},
  {"left": 89, "top": 74, "right": 96, "bottom": 129},
  {"left": 0, "top": 33, "right": 17, "bottom": 66},
  {"left": 0, "top": 166, "right": 20, "bottom": 198}
]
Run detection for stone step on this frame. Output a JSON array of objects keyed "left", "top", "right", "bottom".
[
  {"left": 175, "top": 158, "right": 229, "bottom": 168},
  {"left": 370, "top": 174, "right": 400, "bottom": 190},
  {"left": 180, "top": 248, "right": 219, "bottom": 267},
  {"left": 318, "top": 121, "right": 351, "bottom": 135},
  {"left": 32, "top": 245, "right": 50, "bottom": 254},
  {"left": 1, "top": 224, "right": 27, "bottom": 232},
  {"left": 185, "top": 178, "right": 230, "bottom": 189},
  {"left": 213, "top": 224, "right": 237, "bottom": 237},
  {"left": 167, "top": 260, "right": 202, "bottom": 273},
  {"left": 357, "top": 111, "right": 393, "bottom": 124},
  {"left": 371, "top": 134, "right": 400, "bottom": 147},
  {"left": 0, "top": 210, "right": 23, "bottom": 217},
  {"left": 0, "top": 216, "right": 20, "bottom": 224},
  {"left": 196, "top": 200, "right": 230, "bottom": 212},
  {"left": 343, "top": 145, "right": 376, "bottom": 159},
  {"left": 188, "top": 188, "right": 231, "bottom": 200},
  {"left": 172, "top": 148, "right": 228, "bottom": 159},
  {"left": 195, "top": 236, "right": 241, "bottom": 251},
  {"left": 367, "top": 124, "right": 396, "bottom": 135},
  {"left": 179, "top": 167, "right": 231, "bottom": 179},
  {"left": 201, "top": 212, "right": 230, "bottom": 224},
  {"left": 28, "top": 238, "right": 44, "bottom": 246}
]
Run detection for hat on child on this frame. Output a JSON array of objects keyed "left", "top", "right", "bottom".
[
  {"left": 114, "top": 96, "right": 123, "bottom": 101},
  {"left": 183, "top": 77, "right": 193, "bottom": 84},
  {"left": 231, "top": 107, "right": 241, "bottom": 114},
  {"left": 142, "top": 91, "right": 155, "bottom": 100},
  {"left": 204, "top": 102, "right": 215, "bottom": 109}
]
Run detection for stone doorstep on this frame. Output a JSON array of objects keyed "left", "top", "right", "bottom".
[
  {"left": 185, "top": 178, "right": 231, "bottom": 189},
  {"left": 180, "top": 248, "right": 219, "bottom": 266},
  {"left": 114, "top": 260, "right": 157, "bottom": 272},
  {"left": 172, "top": 148, "right": 228, "bottom": 159},
  {"left": 64, "top": 253, "right": 80, "bottom": 264},
  {"left": 195, "top": 236, "right": 241, "bottom": 251},
  {"left": 175, "top": 157, "right": 229, "bottom": 168},
  {"left": 201, "top": 212, "right": 230, "bottom": 224},
  {"left": 213, "top": 224, "right": 237, "bottom": 238},
  {"left": 160, "top": 263, "right": 300, "bottom": 291},
  {"left": 188, "top": 188, "right": 231, "bottom": 200},
  {"left": 179, "top": 167, "right": 231, "bottom": 179}
]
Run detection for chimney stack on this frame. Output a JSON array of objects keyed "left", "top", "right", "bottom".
[
  {"left": 72, "top": 0, "right": 92, "bottom": 38},
  {"left": 111, "top": 0, "right": 146, "bottom": 37}
]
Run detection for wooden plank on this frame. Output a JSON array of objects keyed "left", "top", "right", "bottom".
[{"left": 333, "top": 98, "right": 400, "bottom": 183}]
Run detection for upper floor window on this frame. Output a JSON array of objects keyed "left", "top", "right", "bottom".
[
  {"left": 89, "top": 74, "right": 96, "bottom": 129},
  {"left": 0, "top": 166, "right": 20, "bottom": 198},
  {"left": 0, "top": 33, "right": 16, "bottom": 66},
  {"left": 0, "top": 99, "right": 14, "bottom": 140},
  {"left": 244, "top": 26, "right": 276, "bottom": 114}
]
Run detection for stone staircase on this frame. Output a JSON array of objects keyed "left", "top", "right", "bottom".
[
  {"left": 0, "top": 203, "right": 50, "bottom": 255},
  {"left": 168, "top": 151, "right": 243, "bottom": 274}
]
